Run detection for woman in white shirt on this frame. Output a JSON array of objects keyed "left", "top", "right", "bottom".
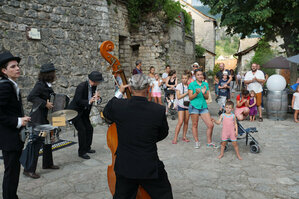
[
  {"left": 172, "top": 72, "right": 190, "bottom": 144},
  {"left": 151, "top": 73, "right": 163, "bottom": 105}
]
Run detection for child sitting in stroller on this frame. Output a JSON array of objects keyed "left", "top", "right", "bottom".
[
  {"left": 166, "top": 93, "right": 177, "bottom": 120},
  {"left": 212, "top": 101, "right": 242, "bottom": 160}
]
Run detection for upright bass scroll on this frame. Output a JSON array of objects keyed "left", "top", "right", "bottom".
[{"left": 100, "top": 41, "right": 150, "bottom": 199}]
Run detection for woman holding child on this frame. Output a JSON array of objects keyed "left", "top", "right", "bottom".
[
  {"left": 188, "top": 69, "right": 217, "bottom": 149},
  {"left": 235, "top": 89, "right": 250, "bottom": 121}
]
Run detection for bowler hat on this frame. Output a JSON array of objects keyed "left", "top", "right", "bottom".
[
  {"left": 88, "top": 71, "right": 104, "bottom": 82},
  {"left": 40, "top": 63, "right": 57, "bottom": 73},
  {"left": 0, "top": 51, "right": 21, "bottom": 67}
]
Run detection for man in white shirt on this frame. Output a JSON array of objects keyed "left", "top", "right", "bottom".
[
  {"left": 162, "top": 65, "right": 171, "bottom": 88},
  {"left": 244, "top": 63, "right": 266, "bottom": 122}
]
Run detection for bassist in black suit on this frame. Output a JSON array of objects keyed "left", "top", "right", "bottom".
[
  {"left": 68, "top": 71, "right": 103, "bottom": 159},
  {"left": 103, "top": 74, "right": 173, "bottom": 199},
  {"left": 0, "top": 51, "right": 30, "bottom": 199}
]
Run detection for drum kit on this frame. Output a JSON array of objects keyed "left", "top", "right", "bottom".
[{"left": 23, "top": 94, "right": 78, "bottom": 144}]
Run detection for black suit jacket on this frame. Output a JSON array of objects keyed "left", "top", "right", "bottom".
[
  {"left": 0, "top": 78, "right": 24, "bottom": 151},
  {"left": 68, "top": 81, "right": 96, "bottom": 119},
  {"left": 27, "top": 81, "right": 54, "bottom": 125},
  {"left": 103, "top": 96, "right": 169, "bottom": 179}
]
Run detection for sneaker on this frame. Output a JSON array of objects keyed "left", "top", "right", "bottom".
[
  {"left": 195, "top": 142, "right": 200, "bottom": 149},
  {"left": 207, "top": 142, "right": 219, "bottom": 149}
]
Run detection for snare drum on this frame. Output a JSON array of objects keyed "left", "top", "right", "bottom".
[
  {"left": 34, "top": 125, "right": 60, "bottom": 144},
  {"left": 43, "top": 129, "right": 60, "bottom": 144}
]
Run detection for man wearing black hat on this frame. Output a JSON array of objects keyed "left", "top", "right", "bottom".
[
  {"left": 0, "top": 51, "right": 31, "bottom": 199},
  {"left": 68, "top": 71, "right": 103, "bottom": 159},
  {"left": 25, "top": 63, "right": 59, "bottom": 179}
]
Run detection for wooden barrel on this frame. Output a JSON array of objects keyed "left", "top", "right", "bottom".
[{"left": 265, "top": 90, "right": 288, "bottom": 120}]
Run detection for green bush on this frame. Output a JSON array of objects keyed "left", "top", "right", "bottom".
[
  {"left": 182, "top": 9, "right": 192, "bottom": 34},
  {"left": 127, "top": 0, "right": 192, "bottom": 34},
  {"left": 213, "top": 63, "right": 221, "bottom": 76},
  {"left": 206, "top": 70, "right": 214, "bottom": 77},
  {"left": 251, "top": 39, "right": 276, "bottom": 76},
  {"left": 195, "top": 44, "right": 205, "bottom": 57}
]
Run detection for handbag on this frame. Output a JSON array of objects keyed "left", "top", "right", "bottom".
[{"left": 182, "top": 84, "right": 190, "bottom": 107}]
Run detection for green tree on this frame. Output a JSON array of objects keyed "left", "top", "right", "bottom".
[
  {"left": 195, "top": 44, "right": 206, "bottom": 57},
  {"left": 251, "top": 39, "right": 276, "bottom": 76},
  {"left": 200, "top": 0, "right": 299, "bottom": 82},
  {"left": 127, "top": 0, "right": 192, "bottom": 34}
]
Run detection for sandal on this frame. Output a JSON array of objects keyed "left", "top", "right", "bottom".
[
  {"left": 172, "top": 140, "right": 177, "bottom": 144},
  {"left": 206, "top": 142, "right": 219, "bottom": 149},
  {"left": 259, "top": 117, "right": 263, "bottom": 122},
  {"left": 182, "top": 138, "right": 190, "bottom": 142}
]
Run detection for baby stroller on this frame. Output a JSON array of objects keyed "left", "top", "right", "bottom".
[
  {"left": 165, "top": 90, "right": 177, "bottom": 120},
  {"left": 224, "top": 121, "right": 260, "bottom": 153}
]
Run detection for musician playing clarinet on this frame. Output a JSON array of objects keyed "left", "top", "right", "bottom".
[
  {"left": 25, "top": 63, "right": 59, "bottom": 179},
  {"left": 103, "top": 74, "right": 173, "bottom": 199},
  {"left": 68, "top": 71, "right": 103, "bottom": 159},
  {"left": 0, "top": 51, "right": 30, "bottom": 199}
]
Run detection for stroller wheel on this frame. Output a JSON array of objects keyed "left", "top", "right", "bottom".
[
  {"left": 249, "top": 141, "right": 256, "bottom": 146},
  {"left": 224, "top": 145, "right": 228, "bottom": 152},
  {"left": 250, "top": 145, "right": 260, "bottom": 153}
]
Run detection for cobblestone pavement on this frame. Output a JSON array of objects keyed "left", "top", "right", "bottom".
[{"left": 0, "top": 93, "right": 298, "bottom": 199}]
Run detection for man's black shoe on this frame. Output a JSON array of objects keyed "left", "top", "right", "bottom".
[
  {"left": 87, "top": 149, "right": 96, "bottom": 153},
  {"left": 79, "top": 154, "right": 90, "bottom": 159}
]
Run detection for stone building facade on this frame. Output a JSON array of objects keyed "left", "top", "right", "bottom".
[
  {"left": 178, "top": 0, "right": 216, "bottom": 71},
  {"left": 0, "top": 0, "right": 195, "bottom": 124}
]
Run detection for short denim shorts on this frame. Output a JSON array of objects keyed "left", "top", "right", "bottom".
[
  {"left": 178, "top": 106, "right": 188, "bottom": 111},
  {"left": 189, "top": 104, "right": 209, "bottom": 115}
]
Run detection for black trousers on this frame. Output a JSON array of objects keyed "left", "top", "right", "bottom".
[
  {"left": 113, "top": 167, "right": 173, "bottom": 199},
  {"left": 2, "top": 150, "right": 22, "bottom": 199},
  {"left": 73, "top": 115, "right": 93, "bottom": 156},
  {"left": 24, "top": 141, "right": 54, "bottom": 172}
]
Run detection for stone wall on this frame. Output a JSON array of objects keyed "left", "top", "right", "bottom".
[
  {"left": 178, "top": 0, "right": 216, "bottom": 71},
  {"left": 0, "top": 0, "right": 195, "bottom": 125}
]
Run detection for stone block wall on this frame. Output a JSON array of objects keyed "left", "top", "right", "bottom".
[{"left": 0, "top": 0, "right": 195, "bottom": 125}]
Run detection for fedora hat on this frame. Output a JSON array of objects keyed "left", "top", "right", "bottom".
[
  {"left": 88, "top": 71, "right": 104, "bottom": 82},
  {"left": 40, "top": 63, "right": 57, "bottom": 73},
  {"left": 0, "top": 51, "right": 21, "bottom": 67}
]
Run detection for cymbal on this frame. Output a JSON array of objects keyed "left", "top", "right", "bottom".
[
  {"left": 34, "top": 124, "right": 56, "bottom": 131},
  {"left": 51, "top": 109, "right": 78, "bottom": 121}
]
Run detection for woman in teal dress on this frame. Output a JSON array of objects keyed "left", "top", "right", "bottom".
[{"left": 188, "top": 69, "right": 217, "bottom": 149}]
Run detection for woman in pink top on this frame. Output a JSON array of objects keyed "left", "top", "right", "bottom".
[
  {"left": 235, "top": 89, "right": 250, "bottom": 120},
  {"left": 212, "top": 101, "right": 242, "bottom": 160}
]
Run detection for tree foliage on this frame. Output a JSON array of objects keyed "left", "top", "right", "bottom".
[
  {"left": 251, "top": 39, "right": 276, "bottom": 76},
  {"left": 200, "top": 0, "right": 299, "bottom": 56},
  {"left": 127, "top": 0, "right": 192, "bottom": 34},
  {"left": 195, "top": 44, "right": 206, "bottom": 57}
]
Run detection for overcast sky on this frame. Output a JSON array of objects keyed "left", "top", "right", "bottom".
[{"left": 192, "top": 0, "right": 203, "bottom": 6}]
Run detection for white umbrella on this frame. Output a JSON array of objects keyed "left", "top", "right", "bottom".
[{"left": 286, "top": 54, "right": 299, "bottom": 64}]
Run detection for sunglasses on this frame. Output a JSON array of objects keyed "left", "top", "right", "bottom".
[{"left": 194, "top": 68, "right": 203, "bottom": 72}]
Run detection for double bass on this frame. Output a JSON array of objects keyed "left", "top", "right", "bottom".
[{"left": 100, "top": 41, "right": 151, "bottom": 199}]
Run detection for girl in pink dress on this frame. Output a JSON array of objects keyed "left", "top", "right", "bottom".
[{"left": 212, "top": 101, "right": 242, "bottom": 160}]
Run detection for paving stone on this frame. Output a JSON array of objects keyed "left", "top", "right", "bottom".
[
  {"left": 0, "top": 92, "right": 298, "bottom": 198},
  {"left": 276, "top": 177, "right": 297, "bottom": 185}
]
